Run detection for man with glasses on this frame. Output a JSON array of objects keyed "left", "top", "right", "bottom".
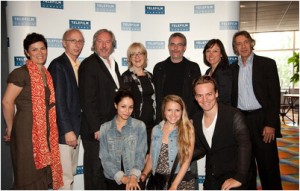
[
  {"left": 153, "top": 32, "right": 201, "bottom": 122},
  {"left": 231, "top": 30, "right": 282, "bottom": 189},
  {"left": 48, "top": 28, "right": 84, "bottom": 189},
  {"left": 78, "top": 29, "right": 122, "bottom": 189}
]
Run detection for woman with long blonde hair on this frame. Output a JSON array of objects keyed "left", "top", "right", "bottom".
[{"left": 141, "top": 95, "right": 195, "bottom": 190}]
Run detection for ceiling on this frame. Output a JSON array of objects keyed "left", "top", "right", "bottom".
[{"left": 239, "top": 1, "right": 299, "bottom": 33}]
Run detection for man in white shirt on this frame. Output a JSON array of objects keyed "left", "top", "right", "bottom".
[{"left": 192, "top": 75, "right": 251, "bottom": 190}]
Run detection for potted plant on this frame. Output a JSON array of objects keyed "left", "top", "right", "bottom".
[{"left": 288, "top": 52, "right": 299, "bottom": 84}]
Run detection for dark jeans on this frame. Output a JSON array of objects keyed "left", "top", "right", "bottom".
[{"left": 82, "top": 139, "right": 107, "bottom": 190}]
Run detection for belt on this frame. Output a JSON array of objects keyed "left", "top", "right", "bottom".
[{"left": 240, "top": 108, "right": 263, "bottom": 114}]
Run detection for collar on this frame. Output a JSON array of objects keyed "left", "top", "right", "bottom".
[{"left": 238, "top": 52, "right": 254, "bottom": 67}]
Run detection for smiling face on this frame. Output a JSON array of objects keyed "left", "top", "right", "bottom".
[
  {"left": 168, "top": 36, "right": 186, "bottom": 62},
  {"left": 130, "top": 47, "right": 146, "bottom": 69},
  {"left": 25, "top": 41, "right": 47, "bottom": 66},
  {"left": 194, "top": 82, "right": 218, "bottom": 112},
  {"left": 235, "top": 35, "right": 253, "bottom": 60},
  {"left": 205, "top": 43, "right": 222, "bottom": 68},
  {"left": 95, "top": 31, "right": 114, "bottom": 59},
  {"left": 164, "top": 101, "right": 182, "bottom": 125},
  {"left": 115, "top": 97, "right": 134, "bottom": 121}
]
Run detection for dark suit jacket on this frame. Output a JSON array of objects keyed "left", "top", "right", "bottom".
[
  {"left": 48, "top": 53, "right": 81, "bottom": 144},
  {"left": 78, "top": 52, "right": 122, "bottom": 140},
  {"left": 205, "top": 62, "right": 232, "bottom": 106},
  {"left": 231, "top": 54, "right": 282, "bottom": 137},
  {"left": 193, "top": 103, "right": 251, "bottom": 188}
]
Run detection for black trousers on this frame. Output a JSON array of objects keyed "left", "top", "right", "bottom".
[
  {"left": 204, "top": 174, "right": 247, "bottom": 190},
  {"left": 82, "top": 139, "right": 107, "bottom": 190},
  {"left": 241, "top": 109, "right": 282, "bottom": 190}
]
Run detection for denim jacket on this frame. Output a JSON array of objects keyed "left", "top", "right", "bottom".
[
  {"left": 151, "top": 121, "right": 181, "bottom": 174},
  {"left": 99, "top": 116, "right": 147, "bottom": 185}
]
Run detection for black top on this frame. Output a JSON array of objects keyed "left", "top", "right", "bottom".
[
  {"left": 163, "top": 60, "right": 186, "bottom": 97},
  {"left": 138, "top": 75, "right": 155, "bottom": 125}
]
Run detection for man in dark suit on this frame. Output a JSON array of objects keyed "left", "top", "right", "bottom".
[
  {"left": 231, "top": 30, "right": 282, "bottom": 190},
  {"left": 48, "top": 29, "right": 84, "bottom": 189},
  {"left": 192, "top": 75, "right": 251, "bottom": 190},
  {"left": 78, "top": 29, "right": 122, "bottom": 190}
]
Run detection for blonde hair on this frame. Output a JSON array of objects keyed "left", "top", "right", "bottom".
[
  {"left": 126, "top": 42, "right": 148, "bottom": 68},
  {"left": 161, "top": 95, "right": 194, "bottom": 164}
]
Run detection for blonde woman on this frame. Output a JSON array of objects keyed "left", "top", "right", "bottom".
[
  {"left": 122, "top": 42, "right": 156, "bottom": 155},
  {"left": 141, "top": 95, "right": 195, "bottom": 190}
]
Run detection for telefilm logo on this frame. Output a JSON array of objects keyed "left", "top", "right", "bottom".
[
  {"left": 122, "top": 58, "right": 128, "bottom": 66},
  {"left": 146, "top": 41, "right": 165, "bottom": 49},
  {"left": 220, "top": 21, "right": 239, "bottom": 30},
  {"left": 95, "top": 3, "right": 116, "bottom": 12},
  {"left": 47, "top": 38, "right": 62, "bottom": 48},
  {"left": 228, "top": 56, "right": 238, "bottom": 64},
  {"left": 194, "top": 4, "right": 215, "bottom": 14},
  {"left": 76, "top": 166, "right": 84, "bottom": 175},
  {"left": 145, "top": 5, "right": 165, "bottom": 14},
  {"left": 41, "top": 1, "right": 64, "bottom": 9},
  {"left": 197, "top": 175, "right": 205, "bottom": 184},
  {"left": 194, "top": 40, "right": 209, "bottom": 49},
  {"left": 14, "top": 56, "right": 26, "bottom": 66},
  {"left": 12, "top": 16, "right": 36, "bottom": 26},
  {"left": 170, "top": 23, "right": 190, "bottom": 32},
  {"left": 69, "top": 20, "right": 91, "bottom": 30},
  {"left": 121, "top": 22, "right": 141, "bottom": 31}
]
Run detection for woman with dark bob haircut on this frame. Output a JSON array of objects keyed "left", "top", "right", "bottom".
[
  {"left": 2, "top": 32, "right": 63, "bottom": 189},
  {"left": 203, "top": 39, "right": 233, "bottom": 105}
]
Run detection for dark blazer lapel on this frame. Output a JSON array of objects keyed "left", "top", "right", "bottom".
[
  {"left": 231, "top": 63, "right": 239, "bottom": 107},
  {"left": 198, "top": 113, "right": 211, "bottom": 151},
  {"left": 94, "top": 53, "right": 119, "bottom": 89},
  {"left": 62, "top": 53, "right": 78, "bottom": 86},
  {"left": 252, "top": 54, "right": 260, "bottom": 89},
  {"left": 210, "top": 104, "right": 223, "bottom": 151}
]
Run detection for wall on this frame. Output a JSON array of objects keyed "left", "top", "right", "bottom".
[{"left": 4, "top": 1, "right": 239, "bottom": 189}]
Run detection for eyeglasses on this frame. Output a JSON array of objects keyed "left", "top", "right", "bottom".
[
  {"left": 65, "top": 39, "right": 85, "bottom": 45},
  {"left": 169, "top": 43, "right": 185, "bottom": 47},
  {"left": 130, "top": 52, "right": 145, "bottom": 58}
]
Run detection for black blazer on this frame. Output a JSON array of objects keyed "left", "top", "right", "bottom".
[
  {"left": 205, "top": 62, "right": 232, "bottom": 106},
  {"left": 48, "top": 53, "right": 81, "bottom": 144},
  {"left": 78, "top": 53, "right": 122, "bottom": 140},
  {"left": 231, "top": 54, "right": 282, "bottom": 137},
  {"left": 193, "top": 103, "right": 251, "bottom": 187}
]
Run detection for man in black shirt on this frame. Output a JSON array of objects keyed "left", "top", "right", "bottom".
[{"left": 153, "top": 32, "right": 201, "bottom": 122}]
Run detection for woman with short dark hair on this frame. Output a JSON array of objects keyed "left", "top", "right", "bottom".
[{"left": 2, "top": 32, "right": 63, "bottom": 189}]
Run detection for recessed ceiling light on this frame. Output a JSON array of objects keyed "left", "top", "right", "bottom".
[{"left": 240, "top": 5, "right": 246, "bottom": 8}]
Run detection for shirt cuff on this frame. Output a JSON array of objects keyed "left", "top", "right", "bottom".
[
  {"left": 130, "top": 168, "right": 141, "bottom": 179},
  {"left": 114, "top": 171, "right": 125, "bottom": 185}
]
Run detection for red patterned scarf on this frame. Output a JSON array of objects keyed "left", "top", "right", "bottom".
[{"left": 26, "top": 60, "right": 63, "bottom": 189}]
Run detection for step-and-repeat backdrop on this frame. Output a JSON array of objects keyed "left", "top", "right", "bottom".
[{"left": 5, "top": 1, "right": 239, "bottom": 189}]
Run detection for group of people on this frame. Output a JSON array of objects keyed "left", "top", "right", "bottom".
[{"left": 2, "top": 28, "right": 283, "bottom": 190}]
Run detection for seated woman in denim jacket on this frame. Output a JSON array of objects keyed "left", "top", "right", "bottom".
[
  {"left": 99, "top": 89, "right": 147, "bottom": 190},
  {"left": 141, "top": 95, "right": 195, "bottom": 190}
]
